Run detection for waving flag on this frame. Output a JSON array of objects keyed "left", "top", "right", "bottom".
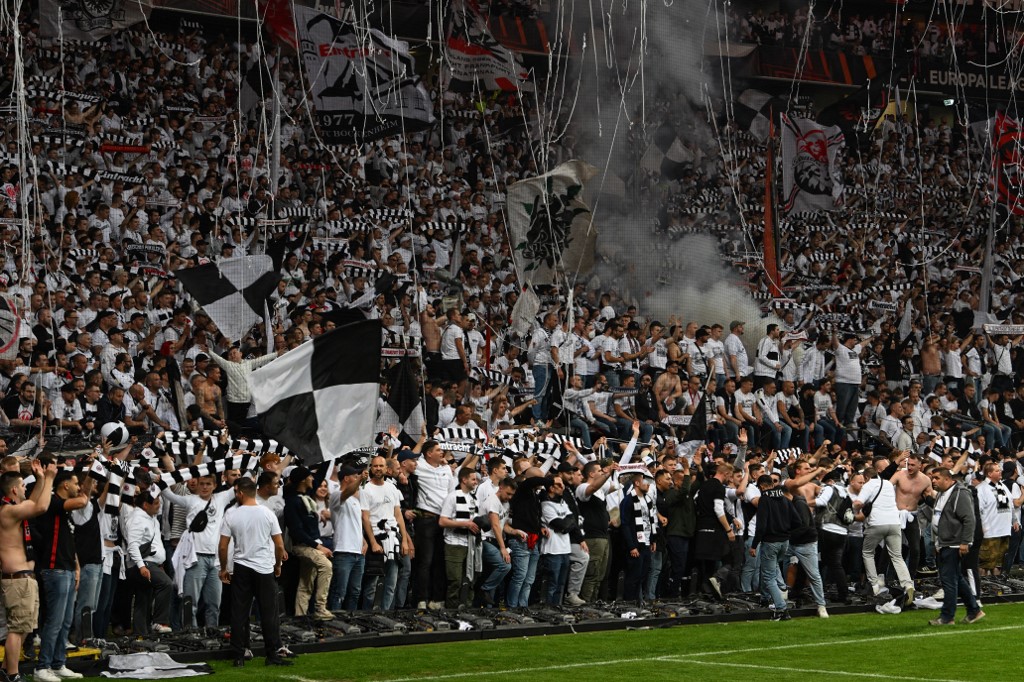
[
  {"left": 249, "top": 320, "right": 382, "bottom": 465},
  {"left": 781, "top": 114, "right": 844, "bottom": 214},
  {"left": 294, "top": 6, "right": 434, "bottom": 144},
  {"left": 445, "top": 0, "right": 533, "bottom": 92},
  {"left": 173, "top": 256, "right": 280, "bottom": 343},
  {"left": 993, "top": 112, "right": 1024, "bottom": 215},
  {"left": 507, "top": 160, "right": 597, "bottom": 285}
]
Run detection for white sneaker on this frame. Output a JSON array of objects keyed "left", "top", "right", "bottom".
[
  {"left": 416, "top": 601, "right": 427, "bottom": 609},
  {"left": 871, "top": 582, "right": 890, "bottom": 596},
  {"left": 52, "top": 668, "right": 83, "bottom": 680},
  {"left": 563, "top": 593, "right": 586, "bottom": 606},
  {"left": 427, "top": 601, "right": 444, "bottom": 610},
  {"left": 931, "top": 589, "right": 945, "bottom": 600},
  {"left": 34, "top": 669, "right": 62, "bottom": 682},
  {"left": 152, "top": 624, "right": 172, "bottom": 634},
  {"left": 817, "top": 605, "right": 829, "bottom": 619}
]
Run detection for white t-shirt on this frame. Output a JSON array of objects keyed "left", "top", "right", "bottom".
[
  {"left": 330, "top": 492, "right": 364, "bottom": 554},
  {"left": 834, "top": 343, "right": 864, "bottom": 385},
  {"left": 415, "top": 457, "right": 456, "bottom": 514},
  {"left": 480, "top": 491, "right": 509, "bottom": 541},
  {"left": 743, "top": 485, "right": 760, "bottom": 536},
  {"left": 706, "top": 338, "right": 726, "bottom": 374},
  {"left": 976, "top": 480, "right": 1013, "bottom": 539},
  {"left": 360, "top": 480, "right": 403, "bottom": 529},
  {"left": 735, "top": 388, "right": 757, "bottom": 421},
  {"left": 813, "top": 391, "right": 834, "bottom": 421},
  {"left": 222, "top": 504, "right": 282, "bottom": 575},
  {"left": 724, "top": 334, "right": 750, "bottom": 377},
  {"left": 855, "top": 478, "right": 900, "bottom": 527}
]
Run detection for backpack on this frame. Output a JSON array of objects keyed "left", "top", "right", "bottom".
[{"left": 817, "top": 485, "right": 855, "bottom": 527}]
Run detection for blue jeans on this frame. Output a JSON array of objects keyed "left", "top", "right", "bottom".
[
  {"left": 480, "top": 541, "right": 512, "bottom": 596},
  {"left": 758, "top": 540, "right": 789, "bottom": 610},
  {"left": 817, "top": 417, "right": 844, "bottom": 444},
  {"left": 506, "top": 537, "right": 539, "bottom": 607},
  {"left": 73, "top": 563, "right": 102, "bottom": 642},
  {"left": 617, "top": 417, "right": 652, "bottom": 443},
  {"left": 938, "top": 546, "right": 980, "bottom": 623},
  {"left": 835, "top": 382, "right": 859, "bottom": 426},
  {"left": 542, "top": 553, "right": 570, "bottom": 605},
  {"left": 644, "top": 547, "right": 663, "bottom": 600},
  {"left": 182, "top": 554, "right": 223, "bottom": 628},
  {"left": 39, "top": 569, "right": 76, "bottom": 669},
  {"left": 741, "top": 536, "right": 760, "bottom": 592},
  {"left": 532, "top": 364, "right": 551, "bottom": 420},
  {"left": 395, "top": 554, "right": 412, "bottom": 609},
  {"left": 569, "top": 416, "right": 593, "bottom": 448},
  {"left": 361, "top": 559, "right": 400, "bottom": 610},
  {"left": 328, "top": 552, "right": 364, "bottom": 611},
  {"left": 766, "top": 421, "right": 792, "bottom": 450},
  {"left": 790, "top": 541, "right": 826, "bottom": 606}
]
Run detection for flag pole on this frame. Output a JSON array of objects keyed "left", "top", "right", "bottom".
[
  {"left": 270, "top": 46, "right": 282, "bottom": 199},
  {"left": 763, "top": 108, "right": 782, "bottom": 298},
  {"left": 978, "top": 117, "right": 1000, "bottom": 322}
]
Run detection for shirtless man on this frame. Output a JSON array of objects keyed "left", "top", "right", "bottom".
[
  {"left": 920, "top": 336, "right": 943, "bottom": 396},
  {"left": 890, "top": 451, "right": 932, "bottom": 578},
  {"left": 195, "top": 366, "right": 226, "bottom": 429},
  {"left": 420, "top": 303, "right": 441, "bottom": 377},
  {"left": 0, "top": 458, "right": 57, "bottom": 682},
  {"left": 654, "top": 361, "right": 684, "bottom": 414}
]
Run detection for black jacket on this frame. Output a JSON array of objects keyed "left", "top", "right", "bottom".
[{"left": 751, "top": 486, "right": 796, "bottom": 549}]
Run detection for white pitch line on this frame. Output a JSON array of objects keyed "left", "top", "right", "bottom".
[
  {"left": 283, "top": 676, "right": 321, "bottom": 682},
  {"left": 374, "top": 656, "right": 652, "bottom": 682},
  {"left": 372, "top": 623, "right": 1024, "bottom": 682},
  {"left": 669, "top": 622, "right": 1024, "bottom": 658},
  {"left": 679, "top": 660, "right": 966, "bottom": 682}
]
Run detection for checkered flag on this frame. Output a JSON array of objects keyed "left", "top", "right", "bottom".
[
  {"left": 248, "top": 320, "right": 382, "bottom": 465},
  {"left": 173, "top": 255, "right": 280, "bottom": 342},
  {"left": 734, "top": 89, "right": 785, "bottom": 142}
]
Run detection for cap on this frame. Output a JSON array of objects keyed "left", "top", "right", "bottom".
[
  {"left": 627, "top": 321, "right": 641, "bottom": 331},
  {"left": 397, "top": 449, "right": 417, "bottom": 463},
  {"left": 729, "top": 320, "right": 744, "bottom": 330},
  {"left": 130, "top": 312, "right": 145, "bottom": 322},
  {"left": 556, "top": 462, "right": 578, "bottom": 474},
  {"left": 108, "top": 328, "right": 124, "bottom": 337}
]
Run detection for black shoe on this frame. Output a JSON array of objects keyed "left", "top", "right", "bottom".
[
  {"left": 233, "top": 659, "right": 246, "bottom": 668},
  {"left": 770, "top": 609, "right": 792, "bottom": 621},
  {"left": 265, "top": 658, "right": 294, "bottom": 667}
]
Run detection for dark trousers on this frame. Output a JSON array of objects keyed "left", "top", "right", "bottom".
[
  {"left": 901, "top": 514, "right": 921, "bottom": 577},
  {"left": 1003, "top": 526, "right": 1023, "bottom": 574},
  {"left": 623, "top": 544, "right": 652, "bottom": 601},
  {"left": 413, "top": 515, "right": 445, "bottom": 604},
  {"left": 938, "top": 546, "right": 980, "bottom": 622},
  {"left": 819, "top": 529, "right": 849, "bottom": 602},
  {"left": 231, "top": 564, "right": 282, "bottom": 660},
  {"left": 128, "top": 563, "right": 172, "bottom": 634},
  {"left": 666, "top": 536, "right": 690, "bottom": 597}
]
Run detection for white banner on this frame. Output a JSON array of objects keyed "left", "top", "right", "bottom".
[
  {"left": 782, "top": 114, "right": 845, "bottom": 214},
  {"left": 294, "top": 6, "right": 434, "bottom": 144}
]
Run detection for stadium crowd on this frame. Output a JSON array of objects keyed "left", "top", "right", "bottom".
[
  {"left": 0, "top": 4, "right": 1017, "bottom": 679},
  {"left": 729, "top": 4, "right": 1019, "bottom": 61}
]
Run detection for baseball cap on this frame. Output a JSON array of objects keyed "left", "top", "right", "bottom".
[{"left": 338, "top": 464, "right": 364, "bottom": 478}]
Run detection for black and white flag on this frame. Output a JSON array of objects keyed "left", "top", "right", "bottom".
[
  {"left": 376, "top": 355, "right": 424, "bottom": 446},
  {"left": 248, "top": 319, "right": 382, "bottom": 465},
  {"left": 173, "top": 255, "right": 280, "bottom": 343},
  {"left": 294, "top": 6, "right": 434, "bottom": 144}
]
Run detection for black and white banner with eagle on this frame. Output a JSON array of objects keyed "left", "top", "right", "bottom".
[
  {"left": 781, "top": 114, "right": 845, "bottom": 215},
  {"left": 445, "top": 0, "right": 534, "bottom": 93},
  {"left": 507, "top": 160, "right": 597, "bottom": 286},
  {"left": 294, "top": 5, "right": 434, "bottom": 144},
  {"left": 40, "top": 0, "right": 153, "bottom": 40}
]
